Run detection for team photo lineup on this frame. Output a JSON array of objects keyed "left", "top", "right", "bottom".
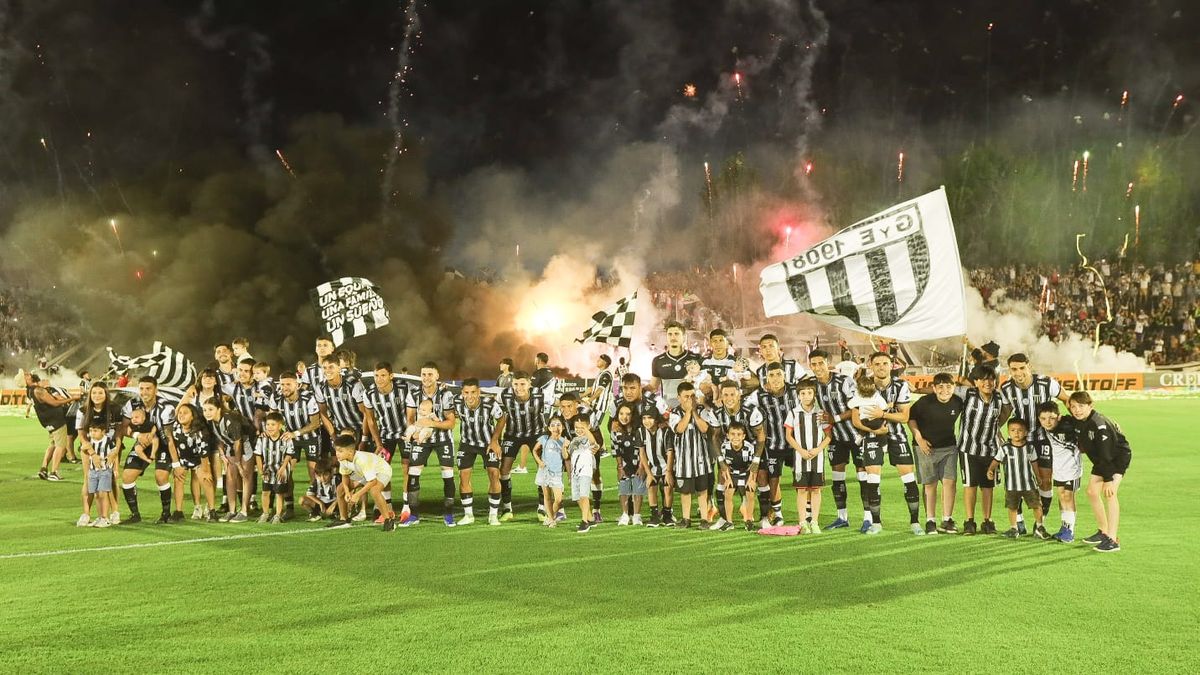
[{"left": 27, "top": 320, "right": 1130, "bottom": 552}]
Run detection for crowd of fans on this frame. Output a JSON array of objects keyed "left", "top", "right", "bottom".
[
  {"left": 1, "top": 288, "right": 67, "bottom": 375},
  {"left": 969, "top": 259, "right": 1200, "bottom": 366}
]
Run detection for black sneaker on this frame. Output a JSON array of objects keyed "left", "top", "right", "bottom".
[
  {"left": 1002, "top": 528, "right": 1018, "bottom": 539},
  {"left": 156, "top": 513, "right": 171, "bottom": 524},
  {"left": 981, "top": 520, "right": 997, "bottom": 535},
  {"left": 206, "top": 511, "right": 220, "bottom": 522},
  {"left": 170, "top": 510, "right": 185, "bottom": 522},
  {"left": 1081, "top": 530, "right": 1107, "bottom": 545},
  {"left": 698, "top": 520, "right": 712, "bottom": 530},
  {"left": 125, "top": 513, "right": 142, "bottom": 524},
  {"left": 963, "top": 519, "right": 977, "bottom": 536},
  {"left": 325, "top": 519, "right": 351, "bottom": 529},
  {"left": 661, "top": 511, "right": 675, "bottom": 525},
  {"left": 744, "top": 521, "right": 755, "bottom": 532},
  {"left": 37, "top": 469, "right": 48, "bottom": 480},
  {"left": 771, "top": 516, "right": 784, "bottom": 527},
  {"left": 1017, "top": 521, "right": 1028, "bottom": 536},
  {"left": 924, "top": 521, "right": 938, "bottom": 535},
  {"left": 939, "top": 518, "right": 958, "bottom": 534},
  {"left": 47, "top": 472, "right": 61, "bottom": 482},
  {"left": 576, "top": 521, "right": 591, "bottom": 533},
  {"left": 215, "top": 503, "right": 230, "bottom": 516},
  {"left": 676, "top": 519, "right": 691, "bottom": 529},
  {"left": 1094, "top": 537, "right": 1120, "bottom": 552},
  {"left": 647, "top": 511, "right": 661, "bottom": 528},
  {"left": 371, "top": 508, "right": 381, "bottom": 521},
  {"left": 280, "top": 509, "right": 294, "bottom": 523},
  {"left": 382, "top": 517, "right": 396, "bottom": 532},
  {"left": 1034, "top": 525, "right": 1051, "bottom": 540},
  {"left": 718, "top": 521, "right": 735, "bottom": 532}
]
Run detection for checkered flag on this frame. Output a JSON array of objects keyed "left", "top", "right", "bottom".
[
  {"left": 106, "top": 341, "right": 196, "bottom": 389},
  {"left": 575, "top": 290, "right": 637, "bottom": 349},
  {"left": 310, "top": 277, "right": 391, "bottom": 346}
]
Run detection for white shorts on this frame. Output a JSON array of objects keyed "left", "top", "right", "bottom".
[
  {"left": 347, "top": 468, "right": 392, "bottom": 488},
  {"left": 535, "top": 467, "right": 564, "bottom": 489}
]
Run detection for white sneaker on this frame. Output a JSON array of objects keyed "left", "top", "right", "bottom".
[
  {"left": 632, "top": 514, "right": 643, "bottom": 526},
  {"left": 76, "top": 513, "right": 91, "bottom": 527},
  {"left": 488, "top": 512, "right": 501, "bottom": 525},
  {"left": 867, "top": 523, "right": 883, "bottom": 535},
  {"left": 459, "top": 513, "right": 475, "bottom": 526},
  {"left": 760, "top": 517, "right": 771, "bottom": 529},
  {"left": 512, "top": 466, "right": 529, "bottom": 474},
  {"left": 191, "top": 506, "right": 203, "bottom": 520},
  {"left": 351, "top": 510, "right": 367, "bottom": 522},
  {"left": 617, "top": 513, "right": 630, "bottom": 526},
  {"left": 94, "top": 518, "right": 111, "bottom": 528},
  {"left": 257, "top": 512, "right": 271, "bottom": 523},
  {"left": 709, "top": 518, "right": 728, "bottom": 531},
  {"left": 110, "top": 510, "right": 121, "bottom": 525}
]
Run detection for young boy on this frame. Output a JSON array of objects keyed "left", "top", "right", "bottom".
[
  {"left": 714, "top": 422, "right": 760, "bottom": 532},
  {"left": 334, "top": 433, "right": 396, "bottom": 531},
  {"left": 567, "top": 417, "right": 598, "bottom": 533},
  {"left": 786, "top": 380, "right": 829, "bottom": 534},
  {"left": 252, "top": 362, "right": 275, "bottom": 408},
  {"left": 404, "top": 398, "right": 438, "bottom": 446},
  {"left": 82, "top": 423, "right": 117, "bottom": 528},
  {"left": 1036, "top": 401, "right": 1082, "bottom": 542},
  {"left": 254, "top": 412, "right": 296, "bottom": 524},
  {"left": 127, "top": 407, "right": 160, "bottom": 471},
  {"left": 533, "top": 418, "right": 568, "bottom": 527},
  {"left": 848, "top": 376, "right": 889, "bottom": 534},
  {"left": 639, "top": 411, "right": 675, "bottom": 528},
  {"left": 989, "top": 419, "right": 1049, "bottom": 539},
  {"left": 302, "top": 455, "right": 341, "bottom": 521}
]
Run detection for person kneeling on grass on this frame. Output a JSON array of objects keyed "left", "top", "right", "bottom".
[
  {"left": 988, "top": 419, "right": 1049, "bottom": 539},
  {"left": 80, "top": 423, "right": 117, "bottom": 528},
  {"left": 254, "top": 412, "right": 297, "bottom": 524},
  {"left": 533, "top": 417, "right": 568, "bottom": 527},
  {"left": 302, "top": 455, "right": 342, "bottom": 522},
  {"left": 712, "top": 423, "right": 759, "bottom": 532},
  {"left": 333, "top": 433, "right": 396, "bottom": 531},
  {"left": 567, "top": 418, "right": 599, "bottom": 533}
]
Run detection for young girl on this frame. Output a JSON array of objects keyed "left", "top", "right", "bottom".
[
  {"left": 183, "top": 369, "right": 231, "bottom": 511},
  {"left": 77, "top": 382, "right": 123, "bottom": 525},
  {"left": 203, "top": 401, "right": 252, "bottom": 523},
  {"left": 532, "top": 417, "right": 568, "bottom": 527},
  {"left": 638, "top": 410, "right": 674, "bottom": 527},
  {"left": 785, "top": 380, "right": 829, "bottom": 534},
  {"left": 611, "top": 403, "right": 645, "bottom": 526},
  {"left": 169, "top": 403, "right": 218, "bottom": 521}
]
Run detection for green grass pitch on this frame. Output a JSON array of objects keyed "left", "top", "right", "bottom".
[{"left": 0, "top": 400, "right": 1197, "bottom": 672}]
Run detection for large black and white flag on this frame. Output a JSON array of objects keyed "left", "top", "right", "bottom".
[
  {"left": 310, "top": 277, "right": 391, "bottom": 347},
  {"left": 575, "top": 290, "right": 637, "bottom": 349},
  {"left": 759, "top": 188, "right": 966, "bottom": 341},
  {"left": 106, "top": 341, "right": 196, "bottom": 390}
]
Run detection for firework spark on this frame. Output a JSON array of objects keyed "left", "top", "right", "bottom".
[
  {"left": 1081, "top": 151, "right": 1089, "bottom": 192},
  {"left": 39, "top": 137, "right": 47, "bottom": 151},
  {"left": 1173, "top": 93, "right": 1184, "bottom": 108},
  {"left": 683, "top": 83, "right": 697, "bottom": 98},
  {"left": 274, "top": 149, "right": 297, "bottom": 178},
  {"left": 733, "top": 72, "right": 744, "bottom": 101},
  {"left": 1071, "top": 159, "right": 1079, "bottom": 192},
  {"left": 109, "top": 218, "right": 124, "bottom": 254},
  {"left": 804, "top": 161, "right": 813, "bottom": 176},
  {"left": 1119, "top": 90, "right": 1129, "bottom": 120},
  {"left": 1125, "top": 181, "right": 1134, "bottom": 199},
  {"left": 896, "top": 152, "right": 905, "bottom": 183},
  {"left": 703, "top": 161, "right": 715, "bottom": 216},
  {"left": 1134, "top": 204, "right": 1141, "bottom": 245},
  {"left": 785, "top": 225, "right": 792, "bottom": 249},
  {"left": 1074, "top": 233, "right": 1112, "bottom": 356}
]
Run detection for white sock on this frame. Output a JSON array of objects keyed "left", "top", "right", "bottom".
[
  {"left": 838, "top": 508, "right": 847, "bottom": 520},
  {"left": 1062, "top": 510, "right": 1075, "bottom": 529},
  {"left": 1016, "top": 512, "right": 1025, "bottom": 523},
  {"left": 863, "top": 510, "right": 872, "bottom": 522}
]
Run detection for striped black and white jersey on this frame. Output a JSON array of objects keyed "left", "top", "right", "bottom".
[
  {"left": 996, "top": 442, "right": 1038, "bottom": 491},
  {"left": 745, "top": 385, "right": 799, "bottom": 451},
  {"left": 209, "top": 413, "right": 249, "bottom": 453},
  {"left": 363, "top": 381, "right": 409, "bottom": 441},
  {"left": 253, "top": 378, "right": 278, "bottom": 409},
  {"left": 90, "top": 433, "right": 118, "bottom": 467},
  {"left": 668, "top": 405, "right": 711, "bottom": 478},
  {"left": 300, "top": 362, "right": 324, "bottom": 390},
  {"left": 607, "top": 392, "right": 668, "bottom": 422},
  {"left": 217, "top": 368, "right": 236, "bottom": 389},
  {"left": 701, "top": 354, "right": 737, "bottom": 385},
  {"left": 956, "top": 387, "right": 1003, "bottom": 457},
  {"left": 755, "top": 359, "right": 812, "bottom": 386},
  {"left": 497, "top": 387, "right": 548, "bottom": 439},
  {"left": 814, "top": 373, "right": 859, "bottom": 442},
  {"left": 720, "top": 439, "right": 761, "bottom": 473},
  {"left": 455, "top": 395, "right": 501, "bottom": 448},
  {"left": 784, "top": 404, "right": 825, "bottom": 450},
  {"left": 314, "top": 376, "right": 366, "bottom": 433},
  {"left": 588, "top": 369, "right": 614, "bottom": 428},
  {"left": 254, "top": 433, "right": 296, "bottom": 476},
  {"left": 875, "top": 376, "right": 913, "bottom": 448},
  {"left": 172, "top": 423, "right": 212, "bottom": 462},
  {"left": 639, "top": 426, "right": 673, "bottom": 474},
  {"left": 999, "top": 375, "right": 1062, "bottom": 440},
  {"left": 405, "top": 385, "right": 457, "bottom": 445},
  {"left": 271, "top": 391, "right": 321, "bottom": 441},
  {"left": 307, "top": 472, "right": 341, "bottom": 503},
  {"left": 121, "top": 397, "right": 177, "bottom": 446},
  {"left": 702, "top": 400, "right": 764, "bottom": 437},
  {"left": 223, "top": 382, "right": 259, "bottom": 425}
]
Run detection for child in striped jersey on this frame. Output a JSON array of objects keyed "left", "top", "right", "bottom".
[
  {"left": 254, "top": 412, "right": 296, "bottom": 524},
  {"left": 302, "top": 455, "right": 341, "bottom": 521},
  {"left": 786, "top": 380, "right": 829, "bottom": 534},
  {"left": 988, "top": 419, "right": 1049, "bottom": 539},
  {"left": 82, "top": 423, "right": 117, "bottom": 527},
  {"left": 639, "top": 411, "right": 675, "bottom": 528}
]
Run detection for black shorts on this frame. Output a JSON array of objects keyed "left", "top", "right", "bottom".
[
  {"left": 123, "top": 453, "right": 150, "bottom": 472},
  {"left": 828, "top": 440, "right": 857, "bottom": 467},
  {"left": 960, "top": 453, "right": 995, "bottom": 488},
  {"left": 409, "top": 441, "right": 455, "bottom": 468},
  {"left": 675, "top": 474, "right": 712, "bottom": 494},
  {"left": 761, "top": 449, "right": 792, "bottom": 478},
  {"left": 458, "top": 444, "right": 500, "bottom": 470},
  {"left": 296, "top": 437, "right": 324, "bottom": 462},
  {"left": 886, "top": 438, "right": 914, "bottom": 466},
  {"left": 375, "top": 438, "right": 404, "bottom": 463},
  {"left": 724, "top": 469, "right": 751, "bottom": 490},
  {"left": 858, "top": 437, "right": 886, "bottom": 467},
  {"left": 1053, "top": 478, "right": 1080, "bottom": 491},
  {"left": 180, "top": 454, "right": 205, "bottom": 470},
  {"left": 500, "top": 435, "right": 538, "bottom": 459}
]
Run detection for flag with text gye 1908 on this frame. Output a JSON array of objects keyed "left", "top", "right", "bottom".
[
  {"left": 575, "top": 290, "right": 637, "bottom": 349},
  {"left": 310, "top": 277, "right": 391, "bottom": 347},
  {"left": 758, "top": 187, "right": 966, "bottom": 341}
]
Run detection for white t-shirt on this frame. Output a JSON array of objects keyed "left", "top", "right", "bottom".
[
  {"left": 1046, "top": 432, "right": 1082, "bottom": 482},
  {"left": 568, "top": 436, "right": 596, "bottom": 478},
  {"left": 847, "top": 392, "right": 889, "bottom": 426},
  {"left": 834, "top": 360, "right": 860, "bottom": 379}
]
